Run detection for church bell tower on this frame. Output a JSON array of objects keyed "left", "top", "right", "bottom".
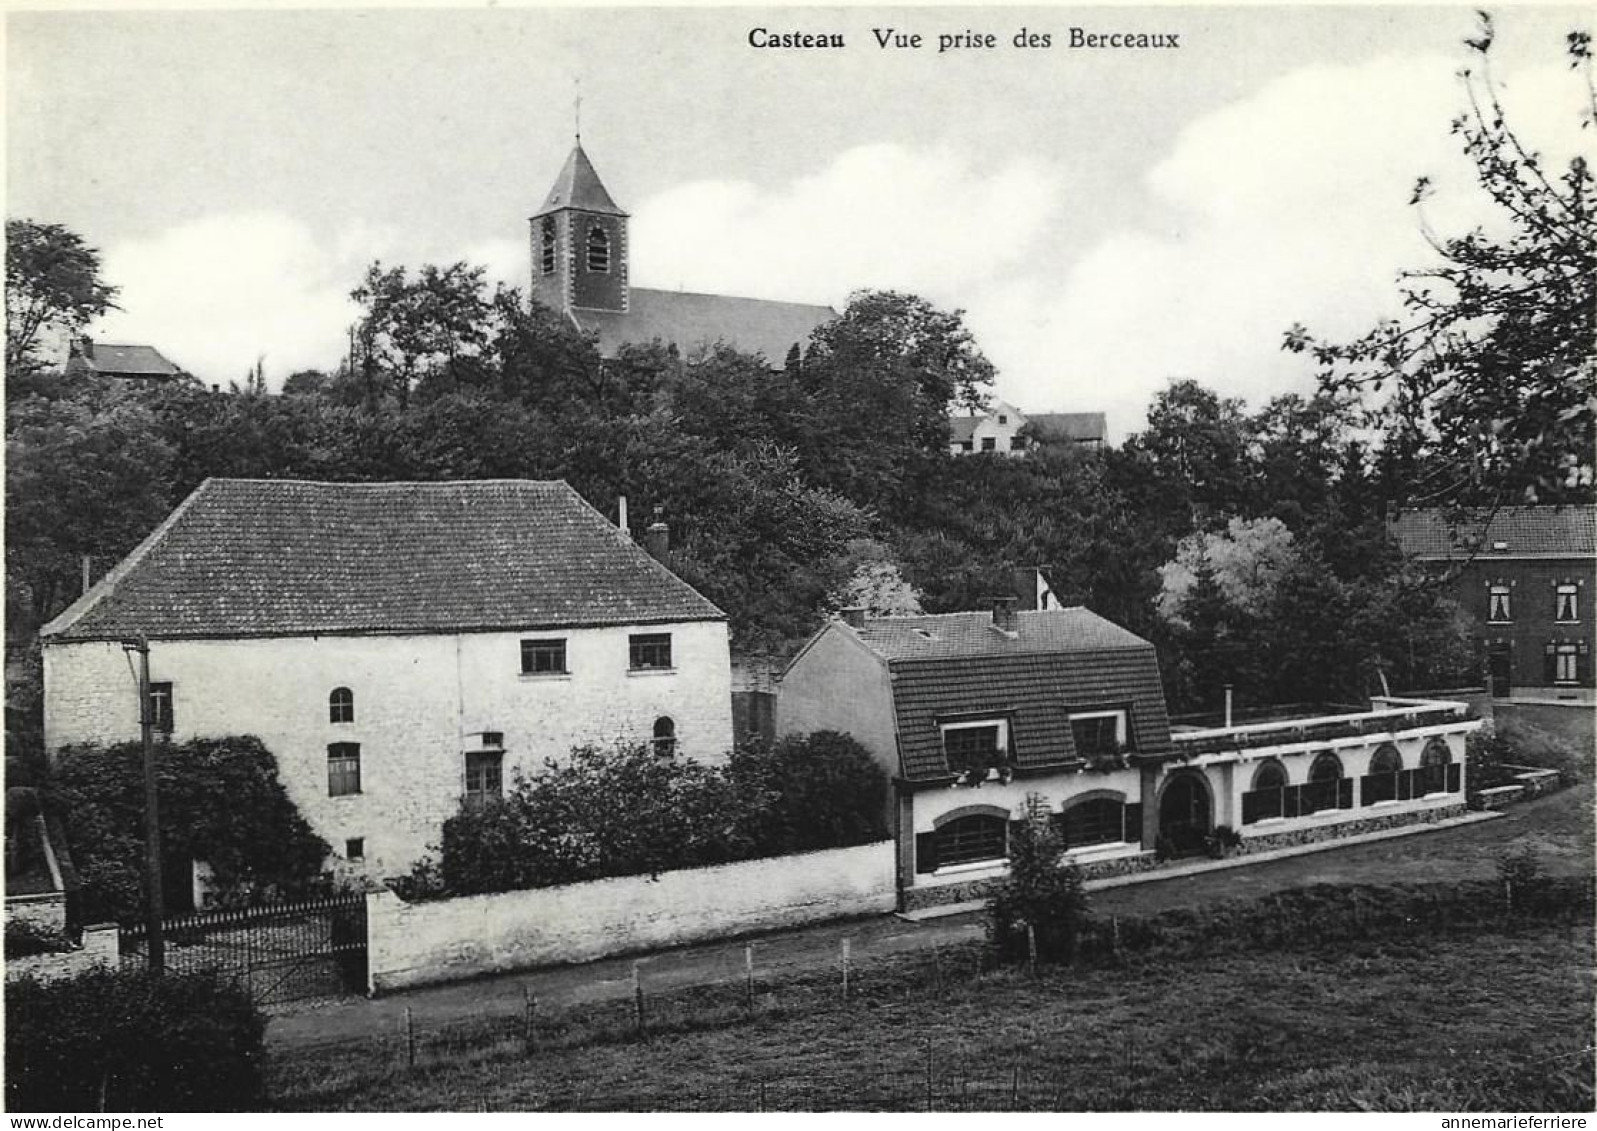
[{"left": 529, "top": 142, "right": 629, "bottom": 315}]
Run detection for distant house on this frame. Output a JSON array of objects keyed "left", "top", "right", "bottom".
[
  {"left": 1391, "top": 506, "right": 1596, "bottom": 698},
  {"left": 64, "top": 338, "right": 184, "bottom": 382},
  {"left": 530, "top": 142, "right": 835, "bottom": 363},
  {"left": 949, "top": 400, "right": 1106, "bottom": 456},
  {"left": 40, "top": 478, "right": 734, "bottom": 878},
  {"left": 779, "top": 600, "right": 1479, "bottom": 911}
]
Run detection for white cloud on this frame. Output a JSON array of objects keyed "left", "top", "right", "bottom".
[
  {"left": 96, "top": 213, "right": 382, "bottom": 386},
  {"left": 628, "top": 142, "right": 1064, "bottom": 306},
  {"left": 980, "top": 52, "right": 1584, "bottom": 439}
]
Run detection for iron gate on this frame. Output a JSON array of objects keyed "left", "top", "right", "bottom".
[{"left": 119, "top": 892, "right": 367, "bottom": 1005}]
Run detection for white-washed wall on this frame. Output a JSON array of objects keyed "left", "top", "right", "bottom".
[
  {"left": 43, "top": 621, "right": 733, "bottom": 876},
  {"left": 366, "top": 841, "right": 896, "bottom": 992},
  {"left": 4, "top": 925, "right": 119, "bottom": 985}
]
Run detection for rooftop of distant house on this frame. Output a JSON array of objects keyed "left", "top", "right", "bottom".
[
  {"left": 1390, "top": 505, "right": 1597, "bottom": 560},
  {"left": 64, "top": 339, "right": 184, "bottom": 380},
  {"left": 42, "top": 478, "right": 723, "bottom": 642}
]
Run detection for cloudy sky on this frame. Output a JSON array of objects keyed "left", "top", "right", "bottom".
[{"left": 7, "top": 5, "right": 1588, "bottom": 436}]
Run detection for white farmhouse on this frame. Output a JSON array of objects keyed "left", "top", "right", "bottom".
[{"left": 41, "top": 478, "right": 734, "bottom": 878}]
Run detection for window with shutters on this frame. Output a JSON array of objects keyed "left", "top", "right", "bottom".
[
  {"left": 540, "top": 217, "right": 557, "bottom": 275},
  {"left": 586, "top": 225, "right": 610, "bottom": 273}
]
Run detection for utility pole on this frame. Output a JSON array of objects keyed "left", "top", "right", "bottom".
[{"left": 121, "top": 636, "right": 164, "bottom": 973}]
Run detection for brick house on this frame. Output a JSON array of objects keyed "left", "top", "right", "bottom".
[
  {"left": 1391, "top": 506, "right": 1596, "bottom": 698},
  {"left": 530, "top": 142, "right": 835, "bottom": 363},
  {"left": 779, "top": 600, "right": 1480, "bottom": 910},
  {"left": 40, "top": 478, "right": 734, "bottom": 878}
]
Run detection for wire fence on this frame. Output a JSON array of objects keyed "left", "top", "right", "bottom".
[{"left": 266, "top": 874, "right": 1596, "bottom": 1110}]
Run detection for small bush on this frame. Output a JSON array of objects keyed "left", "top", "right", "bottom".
[
  {"left": 727, "top": 731, "right": 888, "bottom": 855},
  {"left": 988, "top": 794, "right": 1089, "bottom": 965},
  {"left": 5, "top": 967, "right": 266, "bottom": 1111},
  {"left": 4, "top": 918, "right": 74, "bottom": 959}
]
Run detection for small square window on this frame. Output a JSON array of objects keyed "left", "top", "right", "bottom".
[
  {"left": 981, "top": 437, "right": 997, "bottom": 451},
  {"left": 521, "top": 638, "right": 567, "bottom": 675},
  {"left": 328, "top": 743, "right": 362, "bottom": 797},
  {"left": 629, "top": 633, "right": 673, "bottom": 671},
  {"left": 344, "top": 837, "right": 365, "bottom": 861}
]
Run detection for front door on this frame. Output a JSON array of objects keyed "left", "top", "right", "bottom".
[
  {"left": 1488, "top": 643, "right": 1512, "bottom": 698},
  {"left": 1159, "top": 773, "right": 1211, "bottom": 857}
]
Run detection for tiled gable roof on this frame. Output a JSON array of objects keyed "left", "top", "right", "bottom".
[
  {"left": 44, "top": 479, "right": 723, "bottom": 642},
  {"left": 1391, "top": 506, "right": 1596, "bottom": 560},
  {"left": 66, "top": 343, "right": 182, "bottom": 378},
  {"left": 848, "top": 609, "right": 1171, "bottom": 779},
  {"left": 575, "top": 288, "right": 834, "bottom": 364},
  {"left": 534, "top": 143, "right": 626, "bottom": 217}
]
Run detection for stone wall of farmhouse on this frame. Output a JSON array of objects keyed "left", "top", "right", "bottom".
[
  {"left": 365, "top": 841, "right": 896, "bottom": 992},
  {"left": 43, "top": 621, "right": 733, "bottom": 877}
]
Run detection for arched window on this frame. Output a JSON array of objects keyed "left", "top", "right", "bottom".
[
  {"left": 930, "top": 813, "right": 1008, "bottom": 868},
  {"left": 1420, "top": 738, "right": 1452, "bottom": 794},
  {"left": 586, "top": 225, "right": 610, "bottom": 273},
  {"left": 1243, "top": 760, "right": 1288, "bottom": 824},
  {"left": 1252, "top": 761, "right": 1288, "bottom": 791},
  {"left": 652, "top": 716, "right": 677, "bottom": 757},
  {"left": 1306, "top": 751, "right": 1346, "bottom": 813},
  {"left": 539, "top": 217, "right": 557, "bottom": 275},
  {"left": 1363, "top": 743, "right": 1401, "bottom": 805},
  {"left": 1058, "top": 793, "right": 1134, "bottom": 848},
  {"left": 329, "top": 687, "right": 354, "bottom": 724}
]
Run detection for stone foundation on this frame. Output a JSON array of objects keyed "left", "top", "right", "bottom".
[
  {"left": 1237, "top": 803, "right": 1467, "bottom": 854},
  {"left": 901, "top": 850, "right": 1162, "bottom": 912}
]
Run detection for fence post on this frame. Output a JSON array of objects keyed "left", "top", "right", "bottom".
[
  {"left": 932, "top": 941, "right": 943, "bottom": 993},
  {"left": 758, "top": 1079, "right": 767, "bottom": 1113},
  {"left": 405, "top": 1006, "right": 416, "bottom": 1068},
  {"left": 1011, "top": 1064, "right": 1020, "bottom": 1109},
  {"left": 633, "top": 960, "right": 646, "bottom": 1041},
  {"left": 841, "top": 938, "right": 851, "bottom": 1002},
  {"left": 1027, "top": 924, "right": 1038, "bottom": 976},
  {"left": 924, "top": 1037, "right": 934, "bottom": 1111},
  {"left": 523, "top": 985, "right": 536, "bottom": 1056},
  {"left": 1111, "top": 915, "right": 1122, "bottom": 964},
  {"left": 745, "top": 944, "right": 755, "bottom": 1014}
]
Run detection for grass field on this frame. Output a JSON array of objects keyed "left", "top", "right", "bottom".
[{"left": 273, "top": 916, "right": 1594, "bottom": 1112}]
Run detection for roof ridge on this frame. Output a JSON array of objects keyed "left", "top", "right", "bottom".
[
  {"left": 628, "top": 286, "right": 835, "bottom": 310},
  {"left": 200, "top": 477, "right": 571, "bottom": 489}
]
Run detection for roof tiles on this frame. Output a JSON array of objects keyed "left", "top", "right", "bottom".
[
  {"left": 1391, "top": 506, "right": 1596, "bottom": 559},
  {"left": 45, "top": 479, "right": 723, "bottom": 642}
]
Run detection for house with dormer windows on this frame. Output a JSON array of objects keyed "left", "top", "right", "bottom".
[
  {"left": 40, "top": 478, "right": 734, "bottom": 878},
  {"left": 779, "top": 599, "right": 1480, "bottom": 910}
]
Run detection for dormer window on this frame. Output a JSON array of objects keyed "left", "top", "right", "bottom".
[
  {"left": 586, "top": 225, "right": 610, "bottom": 273},
  {"left": 1069, "top": 709, "right": 1128, "bottom": 758}
]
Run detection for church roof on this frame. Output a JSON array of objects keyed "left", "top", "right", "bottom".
[
  {"left": 575, "top": 287, "right": 835, "bottom": 364},
  {"left": 534, "top": 143, "right": 627, "bottom": 217},
  {"left": 42, "top": 478, "right": 723, "bottom": 642}
]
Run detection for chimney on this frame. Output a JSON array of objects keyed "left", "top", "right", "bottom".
[
  {"left": 840, "top": 606, "right": 867, "bottom": 630},
  {"left": 617, "top": 495, "right": 629, "bottom": 535},
  {"left": 644, "top": 507, "right": 669, "bottom": 563},
  {"left": 991, "top": 596, "right": 1018, "bottom": 634}
]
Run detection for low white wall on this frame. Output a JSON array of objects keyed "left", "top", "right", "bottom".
[
  {"left": 5, "top": 925, "right": 119, "bottom": 985},
  {"left": 367, "top": 841, "right": 897, "bottom": 993}
]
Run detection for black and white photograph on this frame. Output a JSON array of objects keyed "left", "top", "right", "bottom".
[{"left": 3, "top": 2, "right": 1593, "bottom": 1115}]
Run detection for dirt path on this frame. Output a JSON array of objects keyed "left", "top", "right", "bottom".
[{"left": 265, "top": 786, "right": 1590, "bottom": 1050}]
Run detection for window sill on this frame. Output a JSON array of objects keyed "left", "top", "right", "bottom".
[
  {"left": 933, "top": 858, "right": 1009, "bottom": 877},
  {"left": 519, "top": 672, "right": 572, "bottom": 681},
  {"left": 628, "top": 667, "right": 677, "bottom": 677},
  {"left": 1064, "top": 841, "right": 1141, "bottom": 862}
]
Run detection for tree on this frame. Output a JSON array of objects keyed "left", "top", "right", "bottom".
[
  {"left": 1156, "top": 517, "right": 1299, "bottom": 628},
  {"left": 1286, "top": 16, "right": 1596, "bottom": 506},
  {"left": 5, "top": 219, "right": 119, "bottom": 381},
  {"left": 351, "top": 261, "right": 492, "bottom": 409},
  {"left": 826, "top": 539, "right": 924, "bottom": 617}
]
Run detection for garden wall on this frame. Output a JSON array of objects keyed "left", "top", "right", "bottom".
[
  {"left": 366, "top": 841, "right": 897, "bottom": 993},
  {"left": 4, "top": 925, "right": 119, "bottom": 985}
]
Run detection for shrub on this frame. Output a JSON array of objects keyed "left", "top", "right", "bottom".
[
  {"left": 1469, "top": 715, "right": 1583, "bottom": 795},
  {"left": 5, "top": 967, "right": 266, "bottom": 1111},
  {"left": 52, "top": 735, "right": 330, "bottom": 921},
  {"left": 727, "top": 731, "right": 888, "bottom": 855},
  {"left": 4, "top": 919, "right": 74, "bottom": 959},
  {"left": 988, "top": 794, "right": 1089, "bottom": 965}
]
